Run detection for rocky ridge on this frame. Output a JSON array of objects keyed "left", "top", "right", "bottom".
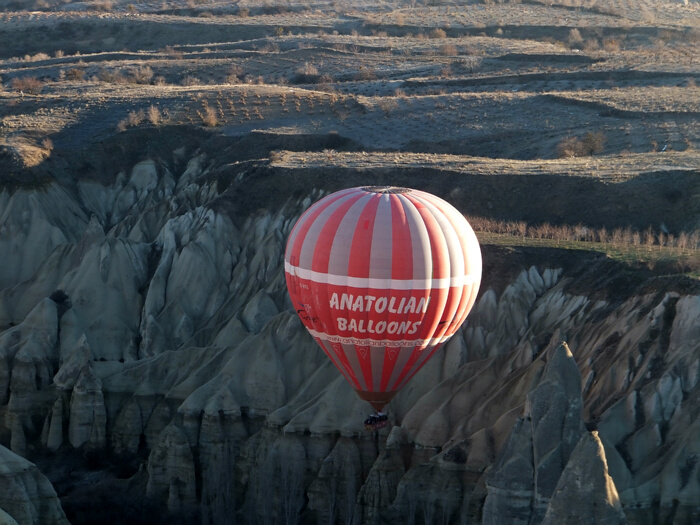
[{"left": 0, "top": 144, "right": 699, "bottom": 524}]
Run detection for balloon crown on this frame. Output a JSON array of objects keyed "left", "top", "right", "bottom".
[{"left": 360, "top": 186, "right": 412, "bottom": 194}]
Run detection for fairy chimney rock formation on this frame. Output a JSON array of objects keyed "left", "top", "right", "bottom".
[
  {"left": 541, "top": 431, "right": 627, "bottom": 524},
  {"left": 482, "top": 342, "right": 587, "bottom": 524}
]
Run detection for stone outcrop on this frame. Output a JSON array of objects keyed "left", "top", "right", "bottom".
[{"left": 0, "top": 445, "right": 69, "bottom": 525}]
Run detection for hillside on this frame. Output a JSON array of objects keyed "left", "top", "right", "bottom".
[{"left": 1, "top": 1, "right": 700, "bottom": 524}]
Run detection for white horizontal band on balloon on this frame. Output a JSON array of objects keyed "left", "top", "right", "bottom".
[
  {"left": 306, "top": 328, "right": 452, "bottom": 348},
  {"left": 285, "top": 262, "right": 478, "bottom": 290}
]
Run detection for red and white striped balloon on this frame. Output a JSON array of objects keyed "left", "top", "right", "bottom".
[{"left": 285, "top": 186, "right": 481, "bottom": 411}]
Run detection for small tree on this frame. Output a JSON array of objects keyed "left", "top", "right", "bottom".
[
  {"left": 66, "top": 68, "right": 85, "bottom": 81},
  {"left": 583, "top": 131, "right": 606, "bottom": 154},
  {"left": 568, "top": 28, "right": 583, "bottom": 48}
]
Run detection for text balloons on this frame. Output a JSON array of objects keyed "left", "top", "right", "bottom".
[{"left": 285, "top": 186, "right": 481, "bottom": 411}]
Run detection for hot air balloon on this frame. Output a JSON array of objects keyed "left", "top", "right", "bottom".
[{"left": 284, "top": 186, "right": 481, "bottom": 419}]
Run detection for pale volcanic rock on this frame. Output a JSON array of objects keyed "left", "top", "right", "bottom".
[
  {"left": 235, "top": 429, "right": 308, "bottom": 524},
  {"left": 383, "top": 433, "right": 478, "bottom": 525},
  {"left": 0, "top": 244, "right": 76, "bottom": 327},
  {"left": 0, "top": 445, "right": 69, "bottom": 525},
  {"left": 482, "top": 342, "right": 586, "bottom": 524},
  {"left": 465, "top": 267, "right": 562, "bottom": 359},
  {"left": 400, "top": 343, "right": 547, "bottom": 449},
  {"left": 354, "top": 443, "right": 405, "bottom": 525},
  {"left": 658, "top": 409, "right": 700, "bottom": 512},
  {"left": 9, "top": 414, "right": 26, "bottom": 458},
  {"left": 140, "top": 207, "right": 240, "bottom": 356},
  {"left": 0, "top": 185, "right": 88, "bottom": 291},
  {"left": 40, "top": 397, "right": 64, "bottom": 452},
  {"left": 272, "top": 372, "right": 373, "bottom": 436},
  {"left": 197, "top": 398, "right": 248, "bottom": 472},
  {"left": 307, "top": 437, "right": 363, "bottom": 525},
  {"left": 144, "top": 400, "right": 174, "bottom": 450},
  {"left": 3, "top": 164, "right": 700, "bottom": 524},
  {"left": 58, "top": 237, "right": 149, "bottom": 362},
  {"left": 3, "top": 299, "right": 60, "bottom": 433},
  {"left": 528, "top": 343, "right": 585, "bottom": 505},
  {"left": 111, "top": 398, "right": 144, "bottom": 455},
  {"left": 78, "top": 160, "right": 177, "bottom": 232},
  {"left": 481, "top": 417, "right": 535, "bottom": 525},
  {"left": 53, "top": 333, "right": 92, "bottom": 390},
  {"left": 573, "top": 291, "right": 700, "bottom": 515},
  {"left": 0, "top": 299, "right": 58, "bottom": 364},
  {"left": 541, "top": 431, "right": 626, "bottom": 525},
  {"left": 146, "top": 423, "right": 197, "bottom": 512},
  {"left": 0, "top": 508, "right": 19, "bottom": 525},
  {"left": 241, "top": 290, "right": 279, "bottom": 334},
  {"left": 68, "top": 363, "right": 107, "bottom": 448}
]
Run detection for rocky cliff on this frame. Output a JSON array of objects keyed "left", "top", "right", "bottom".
[
  {"left": 1, "top": 136, "right": 699, "bottom": 524},
  {"left": 0, "top": 444, "right": 69, "bottom": 525}
]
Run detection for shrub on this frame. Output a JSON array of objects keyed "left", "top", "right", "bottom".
[
  {"left": 292, "top": 62, "right": 322, "bottom": 84},
  {"left": 128, "top": 109, "right": 145, "bottom": 127},
  {"left": 429, "top": 28, "right": 447, "bottom": 39},
  {"left": 583, "top": 131, "right": 606, "bottom": 154},
  {"left": 354, "top": 67, "right": 377, "bottom": 81},
  {"left": 568, "top": 29, "right": 583, "bottom": 46},
  {"left": 10, "top": 76, "right": 44, "bottom": 94},
  {"left": 378, "top": 98, "right": 399, "bottom": 116},
  {"left": 438, "top": 44, "right": 458, "bottom": 56},
  {"left": 583, "top": 39, "right": 600, "bottom": 52},
  {"left": 147, "top": 105, "right": 161, "bottom": 125},
  {"left": 200, "top": 106, "right": 218, "bottom": 127},
  {"left": 66, "top": 68, "right": 85, "bottom": 81},
  {"left": 556, "top": 136, "right": 588, "bottom": 158},
  {"left": 603, "top": 38, "right": 621, "bottom": 53},
  {"left": 24, "top": 52, "right": 50, "bottom": 62},
  {"left": 162, "top": 45, "right": 183, "bottom": 59},
  {"left": 98, "top": 69, "right": 127, "bottom": 83},
  {"left": 463, "top": 56, "right": 482, "bottom": 73},
  {"left": 556, "top": 132, "right": 606, "bottom": 158},
  {"left": 182, "top": 75, "right": 201, "bottom": 86},
  {"left": 129, "top": 66, "right": 153, "bottom": 84},
  {"left": 91, "top": 0, "right": 113, "bottom": 11}
]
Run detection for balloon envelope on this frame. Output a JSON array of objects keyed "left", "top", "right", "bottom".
[{"left": 285, "top": 186, "right": 481, "bottom": 411}]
